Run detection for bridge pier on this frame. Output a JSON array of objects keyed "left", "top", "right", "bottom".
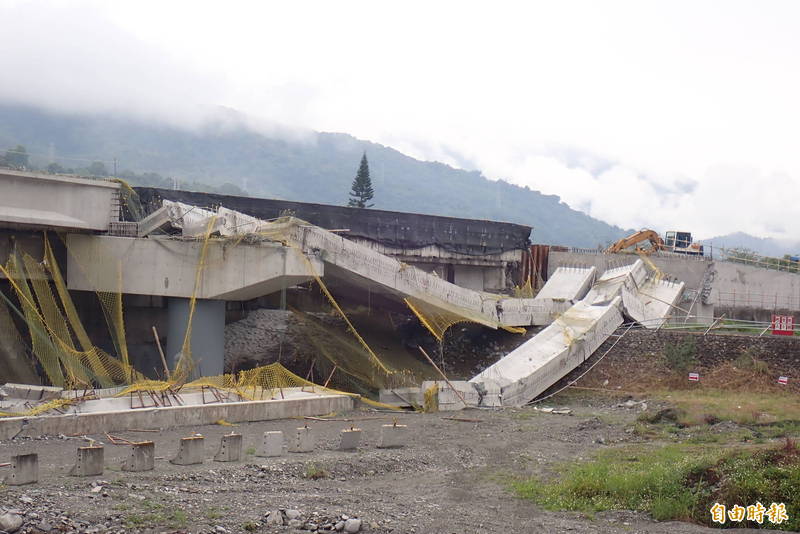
[{"left": 166, "top": 298, "right": 225, "bottom": 377}]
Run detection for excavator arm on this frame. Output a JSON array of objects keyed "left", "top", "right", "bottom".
[{"left": 605, "top": 229, "right": 665, "bottom": 254}]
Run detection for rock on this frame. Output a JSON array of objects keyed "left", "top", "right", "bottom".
[
  {"left": 91, "top": 486, "right": 103, "bottom": 493},
  {"left": 344, "top": 518, "right": 362, "bottom": 533},
  {"left": 18, "top": 495, "right": 34, "bottom": 504},
  {"left": 215, "top": 526, "right": 228, "bottom": 533},
  {"left": 0, "top": 512, "right": 24, "bottom": 533},
  {"left": 35, "top": 521, "right": 53, "bottom": 532},
  {"left": 285, "top": 509, "right": 301, "bottom": 520},
  {"left": 265, "top": 510, "right": 284, "bottom": 526},
  {"left": 287, "top": 519, "right": 303, "bottom": 528},
  {"left": 335, "top": 521, "right": 345, "bottom": 531}
]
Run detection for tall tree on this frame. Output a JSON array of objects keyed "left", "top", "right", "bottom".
[
  {"left": 87, "top": 161, "right": 108, "bottom": 176},
  {"left": 5, "top": 145, "right": 28, "bottom": 169},
  {"left": 347, "top": 152, "right": 374, "bottom": 208}
]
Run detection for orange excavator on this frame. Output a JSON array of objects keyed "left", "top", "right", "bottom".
[
  {"left": 606, "top": 229, "right": 704, "bottom": 256},
  {"left": 605, "top": 229, "right": 665, "bottom": 254}
]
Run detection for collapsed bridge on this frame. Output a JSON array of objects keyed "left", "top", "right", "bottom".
[{"left": 0, "top": 170, "right": 683, "bottom": 418}]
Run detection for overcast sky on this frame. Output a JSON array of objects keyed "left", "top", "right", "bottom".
[{"left": 2, "top": 0, "right": 800, "bottom": 241}]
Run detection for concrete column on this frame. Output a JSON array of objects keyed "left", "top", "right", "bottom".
[
  {"left": 214, "top": 433, "right": 242, "bottom": 462},
  {"left": 70, "top": 446, "right": 104, "bottom": 477},
  {"left": 8, "top": 453, "right": 38, "bottom": 485},
  {"left": 378, "top": 424, "right": 408, "bottom": 449},
  {"left": 166, "top": 298, "right": 225, "bottom": 377},
  {"left": 123, "top": 442, "right": 155, "bottom": 472},
  {"left": 288, "top": 426, "right": 315, "bottom": 453},
  {"left": 258, "top": 431, "right": 284, "bottom": 457},
  {"left": 171, "top": 436, "right": 205, "bottom": 465},
  {"left": 338, "top": 428, "right": 362, "bottom": 451}
]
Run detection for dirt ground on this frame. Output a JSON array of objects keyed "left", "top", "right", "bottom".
[{"left": 0, "top": 395, "right": 770, "bottom": 534}]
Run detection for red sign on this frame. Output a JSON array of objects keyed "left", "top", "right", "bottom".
[
  {"left": 772, "top": 315, "right": 794, "bottom": 336},
  {"left": 778, "top": 376, "right": 789, "bottom": 385},
  {"left": 688, "top": 372, "right": 700, "bottom": 382}
]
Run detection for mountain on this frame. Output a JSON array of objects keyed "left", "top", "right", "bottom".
[
  {"left": 701, "top": 231, "right": 799, "bottom": 258},
  {"left": 0, "top": 103, "right": 630, "bottom": 247}
]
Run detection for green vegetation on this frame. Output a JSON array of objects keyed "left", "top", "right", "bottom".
[
  {"left": 245, "top": 446, "right": 256, "bottom": 456},
  {"left": 653, "top": 390, "right": 800, "bottom": 427},
  {"left": 0, "top": 103, "right": 629, "bottom": 247},
  {"left": 512, "top": 440, "right": 800, "bottom": 530},
  {"left": 124, "top": 499, "right": 188, "bottom": 529},
  {"left": 243, "top": 521, "right": 259, "bottom": 531},
  {"left": 662, "top": 338, "right": 697, "bottom": 373},
  {"left": 347, "top": 152, "right": 375, "bottom": 208},
  {"left": 304, "top": 462, "right": 329, "bottom": 480}
]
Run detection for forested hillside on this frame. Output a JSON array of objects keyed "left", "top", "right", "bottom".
[{"left": 0, "top": 103, "right": 630, "bottom": 247}]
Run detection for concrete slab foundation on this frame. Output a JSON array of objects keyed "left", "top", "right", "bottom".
[
  {"left": 123, "top": 442, "right": 155, "bottom": 472},
  {"left": 0, "top": 393, "right": 354, "bottom": 441},
  {"left": 214, "top": 433, "right": 242, "bottom": 462},
  {"left": 338, "top": 428, "right": 362, "bottom": 451},
  {"left": 171, "top": 436, "right": 205, "bottom": 465},
  {"left": 70, "top": 446, "right": 104, "bottom": 477},
  {"left": 378, "top": 387, "right": 422, "bottom": 408},
  {"left": 288, "top": 426, "right": 315, "bottom": 453},
  {"left": 0, "top": 384, "right": 63, "bottom": 402},
  {"left": 378, "top": 424, "right": 408, "bottom": 448},
  {"left": 8, "top": 453, "right": 38, "bottom": 485}
]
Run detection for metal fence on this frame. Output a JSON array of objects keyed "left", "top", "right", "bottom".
[{"left": 715, "top": 291, "right": 800, "bottom": 311}]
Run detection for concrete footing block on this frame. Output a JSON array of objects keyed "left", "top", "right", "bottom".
[
  {"left": 288, "top": 426, "right": 315, "bottom": 453},
  {"left": 171, "top": 436, "right": 205, "bottom": 465},
  {"left": 378, "top": 424, "right": 408, "bottom": 449},
  {"left": 123, "top": 441, "right": 155, "bottom": 472},
  {"left": 8, "top": 453, "right": 38, "bottom": 485},
  {"left": 257, "top": 431, "right": 284, "bottom": 457},
  {"left": 338, "top": 427, "right": 362, "bottom": 451},
  {"left": 214, "top": 433, "right": 242, "bottom": 462},
  {"left": 70, "top": 446, "right": 104, "bottom": 477}
]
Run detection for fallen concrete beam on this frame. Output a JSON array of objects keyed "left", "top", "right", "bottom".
[{"left": 472, "top": 298, "right": 624, "bottom": 407}]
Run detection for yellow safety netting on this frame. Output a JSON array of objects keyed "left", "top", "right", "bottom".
[
  {"left": 2, "top": 199, "right": 528, "bottom": 416},
  {"left": 513, "top": 276, "right": 536, "bottom": 298},
  {"left": 0, "top": 210, "right": 409, "bottom": 417}
]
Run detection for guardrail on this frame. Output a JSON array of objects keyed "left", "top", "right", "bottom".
[{"left": 620, "top": 315, "right": 798, "bottom": 337}]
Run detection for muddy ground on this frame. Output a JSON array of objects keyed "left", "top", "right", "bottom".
[{"left": 0, "top": 395, "right": 768, "bottom": 534}]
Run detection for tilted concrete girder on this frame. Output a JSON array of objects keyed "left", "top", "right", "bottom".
[
  {"left": 65, "top": 234, "right": 322, "bottom": 300},
  {"left": 0, "top": 170, "right": 120, "bottom": 231}
]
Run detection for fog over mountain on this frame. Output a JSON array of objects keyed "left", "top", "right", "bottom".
[{"left": 0, "top": 103, "right": 630, "bottom": 248}]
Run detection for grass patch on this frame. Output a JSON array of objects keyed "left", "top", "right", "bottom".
[
  {"left": 304, "top": 462, "right": 329, "bottom": 480},
  {"left": 124, "top": 500, "right": 188, "bottom": 529},
  {"left": 654, "top": 390, "right": 800, "bottom": 426},
  {"left": 663, "top": 338, "right": 697, "bottom": 373},
  {"left": 512, "top": 440, "right": 800, "bottom": 530},
  {"left": 206, "top": 508, "right": 223, "bottom": 520},
  {"left": 245, "top": 446, "right": 256, "bottom": 455}
]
